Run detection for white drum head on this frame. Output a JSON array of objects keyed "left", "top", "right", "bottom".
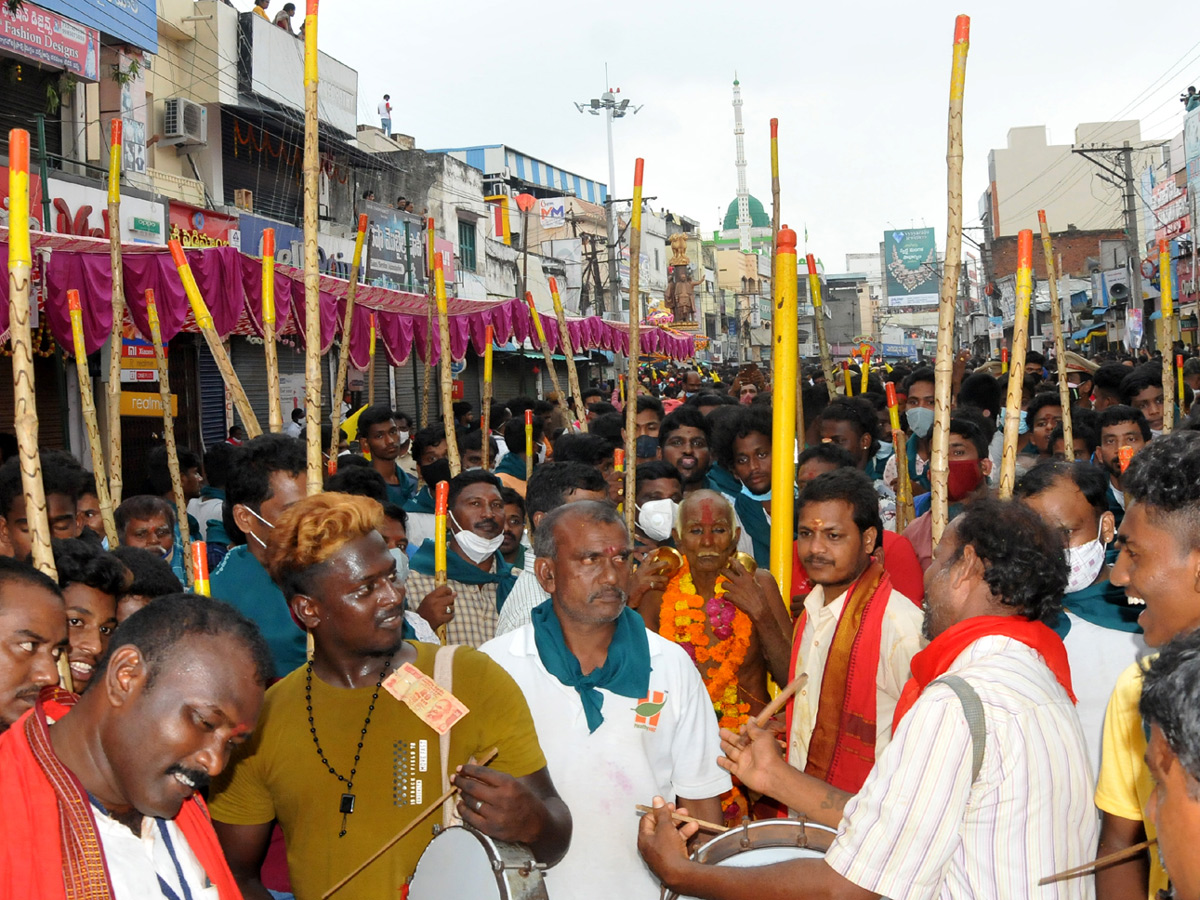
[{"left": 409, "top": 827, "right": 503, "bottom": 900}]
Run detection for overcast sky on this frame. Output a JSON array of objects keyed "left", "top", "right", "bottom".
[{"left": 298, "top": 1, "right": 1199, "bottom": 272}]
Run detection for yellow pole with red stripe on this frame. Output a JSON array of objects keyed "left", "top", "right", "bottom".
[
  {"left": 624, "top": 159, "right": 645, "bottom": 537},
  {"left": 434, "top": 252, "right": 461, "bottom": 476},
  {"left": 769, "top": 226, "right": 797, "bottom": 605},
  {"left": 68, "top": 290, "right": 118, "bottom": 546},
  {"left": 1161, "top": 238, "right": 1175, "bottom": 433},
  {"left": 434, "top": 479, "right": 449, "bottom": 643},
  {"left": 262, "top": 228, "right": 283, "bottom": 434},
  {"left": 999, "top": 230, "right": 1033, "bottom": 499},
  {"left": 191, "top": 542, "right": 210, "bottom": 597},
  {"left": 481, "top": 324, "right": 494, "bottom": 469},
  {"left": 106, "top": 119, "right": 125, "bottom": 506}
]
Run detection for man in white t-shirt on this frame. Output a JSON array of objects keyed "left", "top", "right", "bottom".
[
  {"left": 378, "top": 94, "right": 392, "bottom": 135},
  {"left": 482, "top": 501, "right": 729, "bottom": 900}
]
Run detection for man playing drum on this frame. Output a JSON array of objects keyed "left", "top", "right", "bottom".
[
  {"left": 482, "top": 501, "right": 729, "bottom": 900},
  {"left": 208, "top": 493, "right": 571, "bottom": 900},
  {"left": 639, "top": 500, "right": 1097, "bottom": 899}
]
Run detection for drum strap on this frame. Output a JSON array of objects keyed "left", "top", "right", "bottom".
[
  {"left": 934, "top": 675, "right": 986, "bottom": 785},
  {"left": 434, "top": 644, "right": 462, "bottom": 829}
]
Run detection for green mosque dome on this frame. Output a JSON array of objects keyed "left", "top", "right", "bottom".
[{"left": 722, "top": 195, "right": 771, "bottom": 231}]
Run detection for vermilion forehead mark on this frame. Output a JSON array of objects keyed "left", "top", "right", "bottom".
[{"left": 699, "top": 499, "right": 716, "bottom": 526}]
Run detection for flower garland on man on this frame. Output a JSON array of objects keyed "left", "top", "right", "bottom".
[{"left": 632, "top": 490, "right": 791, "bottom": 821}]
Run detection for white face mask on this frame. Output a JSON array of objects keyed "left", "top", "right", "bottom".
[
  {"left": 244, "top": 505, "right": 275, "bottom": 550},
  {"left": 536, "top": 443, "right": 547, "bottom": 464},
  {"left": 1065, "top": 523, "right": 1107, "bottom": 595},
  {"left": 449, "top": 511, "right": 505, "bottom": 564},
  {"left": 397, "top": 430, "right": 410, "bottom": 445},
  {"left": 389, "top": 547, "right": 410, "bottom": 583},
  {"left": 637, "top": 498, "right": 678, "bottom": 543}
]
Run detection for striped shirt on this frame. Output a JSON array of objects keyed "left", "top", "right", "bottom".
[
  {"left": 494, "top": 560, "right": 549, "bottom": 636},
  {"left": 405, "top": 569, "right": 498, "bottom": 648},
  {"left": 826, "top": 635, "right": 1097, "bottom": 900}
]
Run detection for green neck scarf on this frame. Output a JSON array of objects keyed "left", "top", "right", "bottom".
[{"left": 531, "top": 600, "right": 650, "bottom": 733}]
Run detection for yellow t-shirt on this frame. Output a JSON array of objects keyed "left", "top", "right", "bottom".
[
  {"left": 252, "top": 6, "right": 269, "bottom": 18},
  {"left": 208, "top": 643, "right": 547, "bottom": 900},
  {"left": 1094, "top": 658, "right": 1167, "bottom": 900}
]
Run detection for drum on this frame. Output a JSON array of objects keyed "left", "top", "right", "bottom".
[
  {"left": 667, "top": 819, "right": 837, "bottom": 900},
  {"left": 407, "top": 826, "right": 548, "bottom": 900}
]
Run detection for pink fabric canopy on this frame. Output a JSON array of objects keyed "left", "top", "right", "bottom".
[{"left": 0, "top": 230, "right": 697, "bottom": 364}]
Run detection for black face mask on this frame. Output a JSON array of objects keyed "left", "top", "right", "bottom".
[{"left": 420, "top": 458, "right": 453, "bottom": 490}]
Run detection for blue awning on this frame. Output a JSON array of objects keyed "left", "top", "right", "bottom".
[
  {"left": 1071, "top": 327, "right": 1089, "bottom": 340},
  {"left": 1150, "top": 311, "right": 1163, "bottom": 321},
  {"left": 1072, "top": 323, "right": 1107, "bottom": 341}
]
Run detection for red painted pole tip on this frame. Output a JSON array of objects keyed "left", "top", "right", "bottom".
[
  {"left": 954, "top": 14, "right": 970, "bottom": 43},
  {"left": 433, "top": 252, "right": 443, "bottom": 272},
  {"left": 777, "top": 226, "right": 797, "bottom": 253},
  {"left": 1159, "top": 238, "right": 1169, "bottom": 254},
  {"left": 1178, "top": 354, "right": 1185, "bottom": 365},
  {"left": 1002, "top": 348, "right": 1009, "bottom": 362},
  {"left": 68, "top": 289, "right": 81, "bottom": 312},
  {"left": 885, "top": 382, "right": 898, "bottom": 407},
  {"left": 770, "top": 119, "right": 779, "bottom": 138},
  {"left": 1017, "top": 230, "right": 1033, "bottom": 269},
  {"left": 306, "top": 0, "right": 318, "bottom": 15},
  {"left": 549, "top": 276, "right": 559, "bottom": 293},
  {"left": 434, "top": 480, "right": 449, "bottom": 514},
  {"left": 8, "top": 129, "right": 28, "bottom": 172},
  {"left": 485, "top": 324, "right": 494, "bottom": 341},
  {"left": 357, "top": 213, "right": 368, "bottom": 232},
  {"left": 168, "top": 240, "right": 187, "bottom": 268},
  {"left": 524, "top": 409, "right": 533, "bottom": 425},
  {"left": 633, "top": 158, "right": 644, "bottom": 186},
  {"left": 110, "top": 119, "right": 123, "bottom": 145},
  {"left": 1037, "top": 210, "right": 1046, "bottom": 225},
  {"left": 805, "top": 253, "right": 817, "bottom": 275},
  {"left": 263, "top": 228, "right": 275, "bottom": 255},
  {"left": 841, "top": 360, "right": 849, "bottom": 371}
]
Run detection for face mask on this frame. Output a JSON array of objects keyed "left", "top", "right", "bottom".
[
  {"left": 997, "top": 408, "right": 1029, "bottom": 435},
  {"left": 449, "top": 511, "right": 505, "bottom": 564},
  {"left": 946, "top": 459, "right": 984, "bottom": 502},
  {"left": 906, "top": 407, "right": 934, "bottom": 439},
  {"left": 1065, "top": 523, "right": 1107, "bottom": 594},
  {"left": 244, "top": 505, "right": 275, "bottom": 550},
  {"left": 389, "top": 547, "right": 410, "bottom": 583},
  {"left": 397, "top": 430, "right": 410, "bottom": 445},
  {"left": 875, "top": 441, "right": 893, "bottom": 459},
  {"left": 740, "top": 483, "right": 772, "bottom": 501},
  {"left": 536, "top": 444, "right": 547, "bottom": 464},
  {"left": 420, "top": 458, "right": 453, "bottom": 489},
  {"left": 637, "top": 498, "right": 678, "bottom": 542}
]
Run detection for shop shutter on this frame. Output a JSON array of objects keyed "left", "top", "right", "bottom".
[
  {"left": 198, "top": 340, "right": 227, "bottom": 447},
  {"left": 0, "top": 65, "right": 64, "bottom": 166}
]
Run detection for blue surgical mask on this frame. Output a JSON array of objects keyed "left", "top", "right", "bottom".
[
  {"left": 906, "top": 407, "right": 934, "bottom": 439},
  {"left": 740, "top": 483, "right": 772, "bottom": 501},
  {"left": 997, "top": 408, "right": 1029, "bottom": 435},
  {"left": 875, "top": 441, "right": 893, "bottom": 460}
]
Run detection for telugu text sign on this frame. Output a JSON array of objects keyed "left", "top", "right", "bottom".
[{"left": 884, "top": 228, "right": 939, "bottom": 308}]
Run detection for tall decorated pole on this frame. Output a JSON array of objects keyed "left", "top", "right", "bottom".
[
  {"left": 169, "top": 240, "right": 262, "bottom": 437},
  {"left": 106, "top": 119, "right": 125, "bottom": 506},
  {"left": 806, "top": 254, "right": 836, "bottom": 400},
  {"left": 433, "top": 253, "right": 462, "bottom": 476},
  {"left": 623, "top": 159, "right": 645, "bottom": 535},
  {"left": 421, "top": 216, "right": 435, "bottom": 428},
  {"left": 302, "top": 0, "right": 322, "bottom": 497},
  {"left": 929, "top": 14, "right": 971, "bottom": 547},
  {"left": 146, "top": 289, "right": 193, "bottom": 586},
  {"left": 367, "top": 313, "right": 377, "bottom": 407},
  {"left": 261, "top": 228, "right": 283, "bottom": 433},
  {"left": 481, "top": 324, "right": 494, "bottom": 469},
  {"left": 770, "top": 119, "right": 781, "bottom": 313},
  {"left": 329, "top": 214, "right": 369, "bottom": 471},
  {"left": 524, "top": 408, "right": 534, "bottom": 483},
  {"left": 68, "top": 291, "right": 118, "bottom": 546},
  {"left": 549, "top": 276, "right": 587, "bottom": 430},
  {"left": 769, "top": 225, "right": 797, "bottom": 604},
  {"left": 998, "top": 230, "right": 1034, "bottom": 499},
  {"left": 433, "top": 479, "right": 449, "bottom": 644},
  {"left": 7, "top": 130, "right": 66, "bottom": 687},
  {"left": 1039, "top": 210, "right": 1074, "bottom": 458},
  {"left": 525, "top": 290, "right": 564, "bottom": 401},
  {"left": 886, "top": 383, "right": 915, "bottom": 530},
  {"left": 1161, "top": 238, "right": 1176, "bottom": 434}
]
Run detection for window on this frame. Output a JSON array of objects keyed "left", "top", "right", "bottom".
[{"left": 458, "top": 220, "right": 477, "bottom": 272}]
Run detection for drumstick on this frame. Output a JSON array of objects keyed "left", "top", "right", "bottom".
[
  {"left": 321, "top": 746, "right": 498, "bottom": 899},
  {"left": 635, "top": 804, "right": 728, "bottom": 834},
  {"left": 1037, "top": 838, "right": 1156, "bottom": 886},
  {"left": 747, "top": 673, "right": 808, "bottom": 731}
]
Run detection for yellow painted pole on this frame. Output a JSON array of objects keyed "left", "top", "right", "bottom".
[
  {"left": 67, "top": 291, "right": 118, "bottom": 546},
  {"left": 434, "top": 479, "right": 448, "bottom": 644},
  {"left": 106, "top": 118, "right": 125, "bottom": 506},
  {"left": 191, "top": 541, "right": 210, "bottom": 597},
  {"left": 422, "top": 216, "right": 435, "bottom": 428},
  {"left": 1161, "top": 238, "right": 1175, "bottom": 433},
  {"left": 433, "top": 253, "right": 461, "bottom": 476},
  {"left": 524, "top": 408, "right": 533, "bottom": 483},
  {"left": 367, "top": 313, "right": 377, "bottom": 407},
  {"left": 329, "top": 214, "right": 369, "bottom": 470},
  {"left": 769, "top": 226, "right": 797, "bottom": 605},
  {"left": 261, "top": 228, "right": 283, "bottom": 434},
  {"left": 481, "top": 324, "right": 494, "bottom": 469},
  {"left": 1039, "top": 210, "right": 1073, "bottom": 459},
  {"left": 930, "top": 14, "right": 971, "bottom": 547},
  {"left": 624, "top": 159, "right": 645, "bottom": 535},
  {"left": 999, "top": 230, "right": 1034, "bottom": 499}
]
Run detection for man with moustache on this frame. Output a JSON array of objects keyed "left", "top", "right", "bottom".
[
  {"left": 481, "top": 501, "right": 729, "bottom": 900},
  {"left": 0, "top": 559, "right": 66, "bottom": 732},
  {"left": 1096, "top": 405, "right": 1150, "bottom": 529},
  {"left": 660, "top": 407, "right": 712, "bottom": 495},
  {"left": 0, "top": 595, "right": 272, "bottom": 899}
]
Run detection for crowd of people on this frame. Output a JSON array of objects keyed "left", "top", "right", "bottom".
[{"left": 5, "top": 347, "right": 1200, "bottom": 900}]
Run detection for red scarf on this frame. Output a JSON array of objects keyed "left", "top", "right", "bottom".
[
  {"left": 0, "top": 688, "right": 242, "bottom": 900},
  {"left": 892, "top": 615, "right": 1076, "bottom": 732}
]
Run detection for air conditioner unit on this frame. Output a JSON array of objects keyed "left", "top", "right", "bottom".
[{"left": 164, "top": 98, "right": 208, "bottom": 147}]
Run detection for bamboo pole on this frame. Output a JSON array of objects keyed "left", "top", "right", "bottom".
[
  {"left": 549, "top": 276, "right": 587, "bottom": 430},
  {"left": 168, "top": 240, "right": 262, "bottom": 438},
  {"left": 1161, "top": 239, "right": 1175, "bottom": 434},
  {"left": 434, "top": 479, "right": 448, "bottom": 644},
  {"left": 421, "top": 216, "right": 434, "bottom": 428},
  {"left": 105, "top": 119, "right": 125, "bottom": 507},
  {"left": 1179, "top": 354, "right": 1187, "bottom": 415},
  {"left": 524, "top": 409, "right": 533, "bottom": 483},
  {"left": 67, "top": 291, "right": 118, "bottom": 546},
  {"left": 887, "top": 383, "right": 914, "bottom": 530},
  {"left": 525, "top": 290, "right": 564, "bottom": 402},
  {"left": 261, "top": 228, "right": 283, "bottom": 434},
  {"left": 329, "top": 215, "right": 369, "bottom": 469},
  {"left": 481, "top": 325, "right": 494, "bottom": 469},
  {"left": 1039, "top": 211, "right": 1073, "bottom": 460},
  {"left": 367, "top": 313, "right": 377, "bottom": 407},
  {"left": 806, "top": 254, "right": 836, "bottom": 400},
  {"left": 7, "top": 130, "right": 66, "bottom": 689},
  {"left": 770, "top": 118, "right": 781, "bottom": 364},
  {"left": 624, "top": 159, "right": 645, "bottom": 536},
  {"left": 433, "top": 253, "right": 461, "bottom": 476},
  {"left": 145, "top": 290, "right": 193, "bottom": 586},
  {"left": 769, "top": 226, "right": 797, "bottom": 605},
  {"left": 999, "top": 230, "right": 1034, "bottom": 499},
  {"left": 930, "top": 14, "right": 971, "bottom": 548},
  {"left": 302, "top": 0, "right": 323, "bottom": 499}
]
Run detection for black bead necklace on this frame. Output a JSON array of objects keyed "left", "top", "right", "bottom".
[{"left": 306, "top": 657, "right": 391, "bottom": 837}]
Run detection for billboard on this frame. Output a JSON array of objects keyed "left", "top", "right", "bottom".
[
  {"left": 1186, "top": 105, "right": 1200, "bottom": 192},
  {"left": 0, "top": 2, "right": 99, "bottom": 79},
  {"left": 33, "top": 0, "right": 156, "bottom": 53},
  {"left": 362, "top": 201, "right": 427, "bottom": 291},
  {"left": 883, "top": 228, "right": 939, "bottom": 307}
]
